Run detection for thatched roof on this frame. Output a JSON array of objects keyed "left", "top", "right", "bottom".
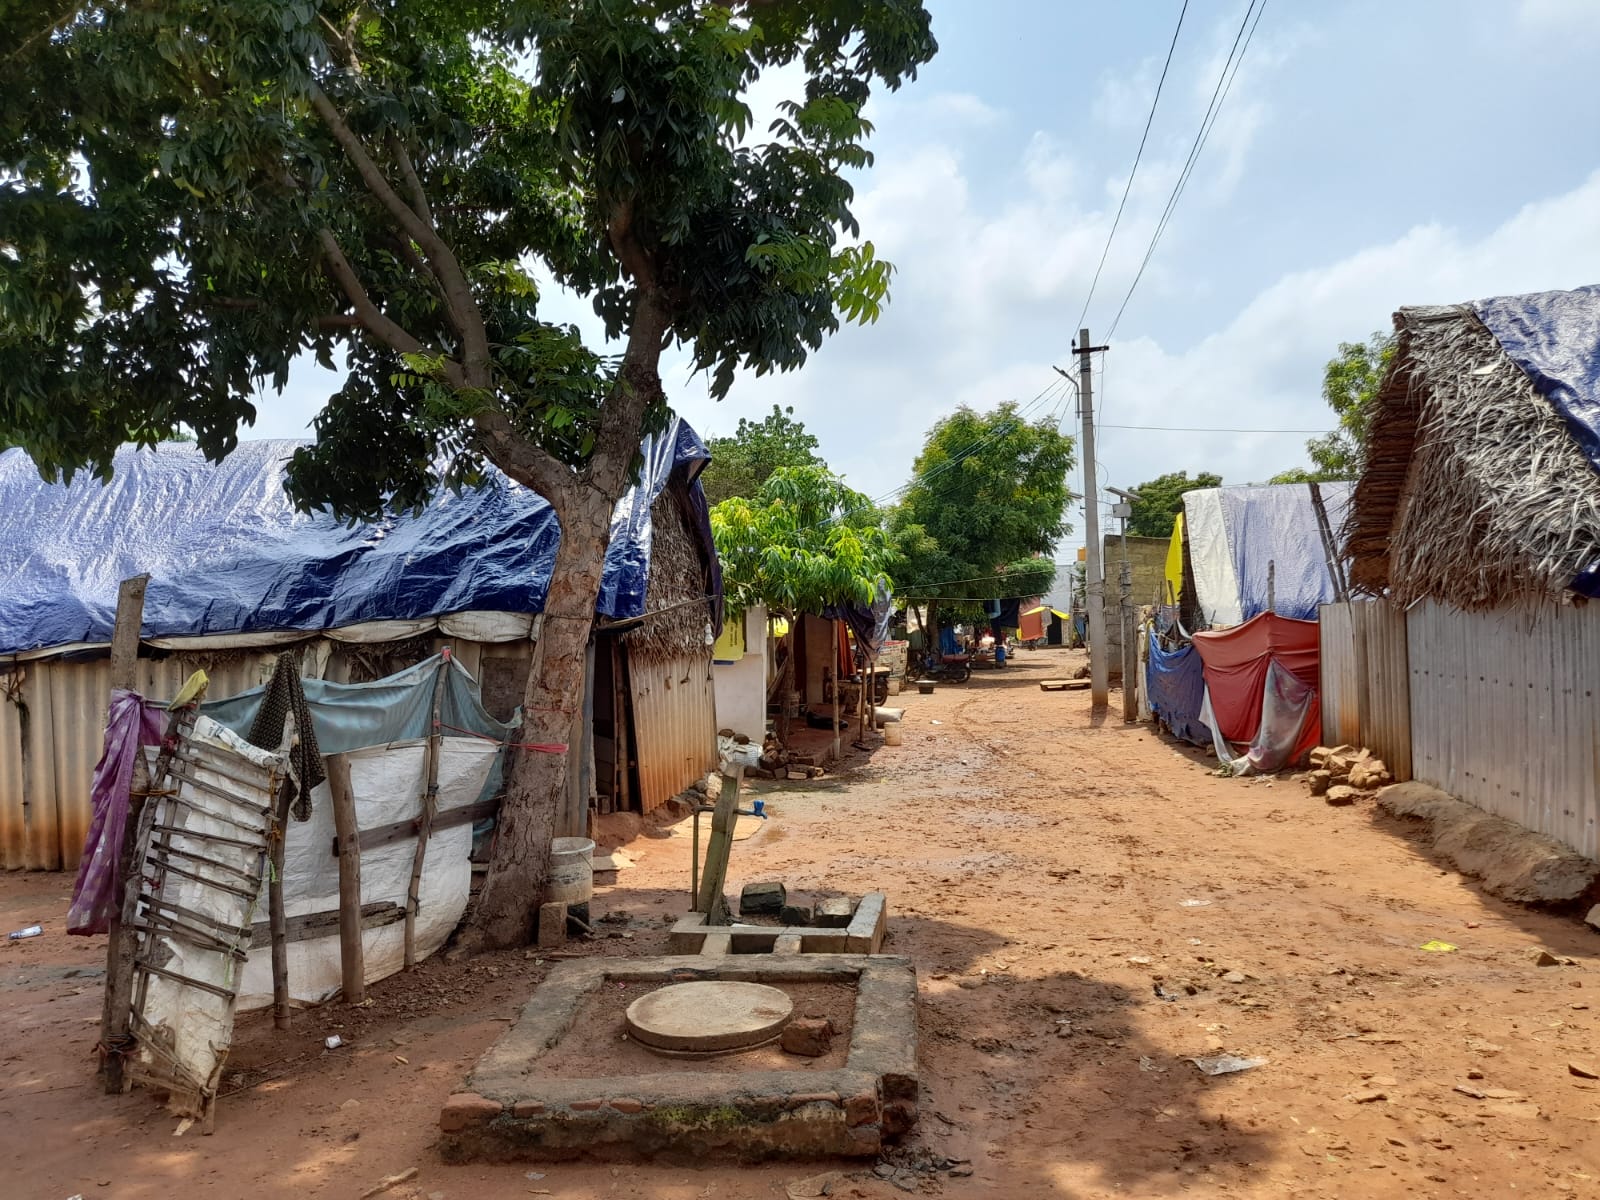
[
  {"left": 619, "top": 485, "right": 717, "bottom": 663},
  {"left": 1345, "top": 303, "right": 1600, "bottom": 609}
]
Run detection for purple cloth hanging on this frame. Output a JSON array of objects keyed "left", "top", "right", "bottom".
[{"left": 67, "top": 690, "right": 165, "bottom": 935}]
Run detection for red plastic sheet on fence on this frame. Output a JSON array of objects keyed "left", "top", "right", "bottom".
[{"left": 1193, "top": 612, "right": 1321, "bottom": 768}]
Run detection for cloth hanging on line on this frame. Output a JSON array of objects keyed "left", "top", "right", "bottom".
[{"left": 245, "top": 651, "right": 325, "bottom": 820}]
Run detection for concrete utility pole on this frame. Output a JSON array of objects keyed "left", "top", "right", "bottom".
[{"left": 1077, "top": 328, "right": 1109, "bottom": 709}]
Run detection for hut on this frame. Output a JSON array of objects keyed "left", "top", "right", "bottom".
[
  {"left": 1329, "top": 284, "right": 1600, "bottom": 858},
  {"left": 0, "top": 420, "right": 722, "bottom": 870}
]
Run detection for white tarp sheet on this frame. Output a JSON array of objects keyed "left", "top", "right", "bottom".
[
  {"left": 1184, "top": 488, "right": 1243, "bottom": 627},
  {"left": 236, "top": 737, "right": 499, "bottom": 1009}
]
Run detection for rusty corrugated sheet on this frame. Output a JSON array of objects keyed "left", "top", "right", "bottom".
[
  {"left": 1319, "top": 602, "right": 1360, "bottom": 747},
  {"left": 1354, "top": 601, "right": 1412, "bottom": 782},
  {"left": 4, "top": 648, "right": 321, "bottom": 871},
  {"left": 626, "top": 650, "right": 717, "bottom": 814},
  {"left": 1407, "top": 600, "right": 1600, "bottom": 860}
]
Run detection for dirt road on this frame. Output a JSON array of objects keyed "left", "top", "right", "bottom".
[{"left": 4, "top": 650, "right": 1598, "bottom": 1199}]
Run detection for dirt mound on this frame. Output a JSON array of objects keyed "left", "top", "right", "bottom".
[{"left": 1377, "top": 781, "right": 1600, "bottom": 905}]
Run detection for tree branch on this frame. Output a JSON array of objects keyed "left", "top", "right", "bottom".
[
  {"left": 472, "top": 408, "right": 576, "bottom": 508},
  {"left": 387, "top": 134, "right": 434, "bottom": 227},
  {"left": 316, "top": 227, "right": 463, "bottom": 388},
  {"left": 307, "top": 80, "right": 491, "bottom": 385}
]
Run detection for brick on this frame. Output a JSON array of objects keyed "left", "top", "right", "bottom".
[
  {"left": 814, "top": 897, "right": 854, "bottom": 928},
  {"left": 439, "top": 1092, "right": 503, "bottom": 1132},
  {"left": 843, "top": 1091, "right": 879, "bottom": 1126},
  {"left": 609, "top": 1097, "right": 644, "bottom": 1114},
  {"left": 740, "top": 880, "right": 786, "bottom": 916},
  {"left": 537, "top": 901, "right": 567, "bottom": 949},
  {"left": 786, "top": 1091, "right": 841, "bottom": 1108},
  {"left": 511, "top": 1100, "right": 545, "bottom": 1117},
  {"left": 569, "top": 1098, "right": 604, "bottom": 1111},
  {"left": 782, "top": 1016, "right": 835, "bottom": 1057}
]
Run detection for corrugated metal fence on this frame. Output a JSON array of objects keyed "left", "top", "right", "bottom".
[
  {"left": 1319, "top": 600, "right": 1413, "bottom": 781},
  {"left": 626, "top": 650, "right": 718, "bottom": 815},
  {"left": 1321, "top": 599, "right": 1599, "bottom": 860}
]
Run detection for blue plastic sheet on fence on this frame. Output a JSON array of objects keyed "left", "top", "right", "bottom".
[
  {"left": 1217, "top": 483, "right": 1350, "bottom": 622},
  {"left": 1146, "top": 635, "right": 1212, "bottom": 747},
  {"left": 0, "top": 418, "right": 714, "bottom": 656}
]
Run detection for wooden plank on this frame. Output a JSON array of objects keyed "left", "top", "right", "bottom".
[
  {"left": 336, "top": 798, "right": 497, "bottom": 857},
  {"left": 405, "top": 656, "right": 450, "bottom": 967},
  {"left": 693, "top": 770, "right": 741, "bottom": 924},
  {"left": 325, "top": 753, "right": 365, "bottom": 1004},
  {"left": 249, "top": 901, "right": 404, "bottom": 950},
  {"left": 1039, "top": 679, "right": 1091, "bottom": 691},
  {"left": 269, "top": 784, "right": 292, "bottom": 1030},
  {"left": 100, "top": 751, "right": 155, "bottom": 1093}
]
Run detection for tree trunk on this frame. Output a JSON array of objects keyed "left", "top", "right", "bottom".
[{"left": 470, "top": 491, "right": 611, "bottom": 948}]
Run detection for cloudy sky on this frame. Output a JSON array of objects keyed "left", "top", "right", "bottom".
[{"left": 252, "top": 0, "right": 1600, "bottom": 558}]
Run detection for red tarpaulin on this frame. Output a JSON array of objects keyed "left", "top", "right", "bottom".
[{"left": 1193, "top": 612, "right": 1321, "bottom": 765}]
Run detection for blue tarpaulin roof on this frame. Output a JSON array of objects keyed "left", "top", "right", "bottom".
[
  {"left": 1474, "top": 285, "right": 1600, "bottom": 476},
  {"left": 0, "top": 417, "right": 716, "bottom": 656}
]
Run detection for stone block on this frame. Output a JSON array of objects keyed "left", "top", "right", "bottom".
[
  {"left": 439, "top": 1092, "right": 503, "bottom": 1132},
  {"left": 1306, "top": 769, "right": 1332, "bottom": 796},
  {"left": 1348, "top": 758, "right": 1392, "bottom": 789},
  {"left": 740, "top": 880, "right": 787, "bottom": 916},
  {"left": 1325, "top": 785, "right": 1360, "bottom": 806},
  {"left": 780, "top": 904, "right": 815, "bottom": 926},
  {"left": 537, "top": 901, "right": 567, "bottom": 949},
  {"left": 1586, "top": 904, "right": 1600, "bottom": 933},
  {"left": 782, "top": 1016, "right": 835, "bottom": 1057},
  {"left": 815, "top": 897, "right": 854, "bottom": 928}
]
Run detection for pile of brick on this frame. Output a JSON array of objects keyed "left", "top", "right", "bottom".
[
  {"left": 1303, "top": 744, "right": 1392, "bottom": 806},
  {"left": 749, "top": 733, "right": 827, "bottom": 781}
]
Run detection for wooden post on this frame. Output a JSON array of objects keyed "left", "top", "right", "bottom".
[
  {"left": 693, "top": 769, "right": 741, "bottom": 924},
  {"left": 831, "top": 621, "right": 841, "bottom": 763},
  {"left": 404, "top": 650, "right": 451, "bottom": 967},
  {"left": 269, "top": 781, "right": 292, "bottom": 1030},
  {"left": 1267, "top": 560, "right": 1277, "bottom": 614},
  {"left": 99, "top": 574, "right": 150, "bottom": 1089},
  {"left": 325, "top": 753, "right": 364, "bottom": 1005},
  {"left": 1120, "top": 559, "right": 1137, "bottom": 723},
  {"left": 109, "top": 574, "right": 150, "bottom": 697}
]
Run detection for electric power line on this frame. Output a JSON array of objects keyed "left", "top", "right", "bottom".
[
  {"left": 1105, "top": 0, "right": 1270, "bottom": 340},
  {"left": 1073, "top": 0, "right": 1190, "bottom": 334},
  {"left": 1099, "top": 422, "right": 1327, "bottom": 433}
]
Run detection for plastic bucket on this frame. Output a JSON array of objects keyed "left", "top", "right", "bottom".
[
  {"left": 884, "top": 723, "right": 903, "bottom": 746},
  {"left": 547, "top": 837, "right": 595, "bottom": 905}
]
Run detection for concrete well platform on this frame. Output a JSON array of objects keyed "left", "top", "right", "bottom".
[
  {"left": 438, "top": 955, "right": 918, "bottom": 1162},
  {"left": 667, "top": 892, "right": 888, "bottom": 956}
]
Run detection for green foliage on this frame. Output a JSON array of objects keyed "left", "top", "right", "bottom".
[
  {"left": 1126, "top": 470, "right": 1221, "bottom": 538},
  {"left": 1273, "top": 332, "right": 1396, "bottom": 483},
  {"left": 0, "top": 0, "right": 937, "bottom": 517},
  {"left": 711, "top": 464, "right": 892, "bottom": 617},
  {"left": 700, "top": 404, "right": 823, "bottom": 506},
  {"left": 889, "top": 402, "right": 1075, "bottom": 606}
]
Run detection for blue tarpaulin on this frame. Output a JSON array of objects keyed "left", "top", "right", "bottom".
[
  {"left": 1186, "top": 483, "right": 1349, "bottom": 625},
  {"left": 1146, "top": 634, "right": 1212, "bottom": 747},
  {"left": 0, "top": 418, "right": 715, "bottom": 656},
  {"left": 1474, "top": 285, "right": 1600, "bottom": 474}
]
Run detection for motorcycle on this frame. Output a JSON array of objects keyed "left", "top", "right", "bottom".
[{"left": 918, "top": 649, "right": 972, "bottom": 684}]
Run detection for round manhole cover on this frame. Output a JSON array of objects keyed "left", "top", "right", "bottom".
[{"left": 625, "top": 981, "right": 794, "bottom": 1054}]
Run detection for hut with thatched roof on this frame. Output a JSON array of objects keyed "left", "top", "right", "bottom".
[
  {"left": 1346, "top": 288, "right": 1600, "bottom": 609},
  {"left": 1327, "top": 285, "right": 1600, "bottom": 860}
]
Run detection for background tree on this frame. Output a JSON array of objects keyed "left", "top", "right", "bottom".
[
  {"left": 1272, "top": 331, "right": 1396, "bottom": 483},
  {"left": 0, "top": 0, "right": 936, "bottom": 947},
  {"left": 699, "top": 404, "right": 823, "bottom": 506},
  {"left": 712, "top": 464, "right": 892, "bottom": 732},
  {"left": 1125, "top": 470, "right": 1221, "bottom": 538},
  {"left": 888, "top": 402, "right": 1075, "bottom": 641}
]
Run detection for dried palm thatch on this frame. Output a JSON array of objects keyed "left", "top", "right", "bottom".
[
  {"left": 620, "top": 486, "right": 716, "bottom": 663},
  {"left": 1345, "top": 304, "right": 1600, "bottom": 610}
]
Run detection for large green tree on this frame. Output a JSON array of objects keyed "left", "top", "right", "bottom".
[
  {"left": 712, "top": 463, "right": 891, "bottom": 731},
  {"left": 1, "top": 0, "right": 936, "bottom": 947},
  {"left": 1126, "top": 470, "right": 1221, "bottom": 538},
  {"left": 1272, "top": 331, "right": 1396, "bottom": 483},
  {"left": 699, "top": 403, "right": 823, "bottom": 506},
  {"left": 889, "top": 402, "right": 1075, "bottom": 635}
]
